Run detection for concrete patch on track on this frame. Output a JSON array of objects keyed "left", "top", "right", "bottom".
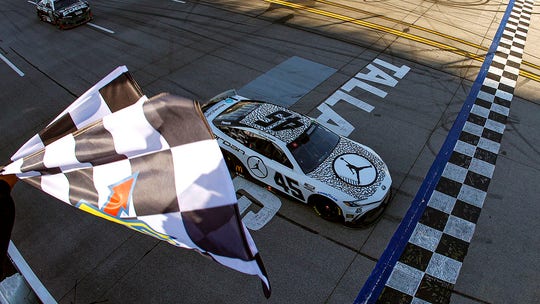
[{"left": 238, "top": 56, "right": 336, "bottom": 107}]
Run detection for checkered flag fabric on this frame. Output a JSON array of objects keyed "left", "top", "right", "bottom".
[
  {"left": 2, "top": 69, "right": 271, "bottom": 297},
  {"left": 11, "top": 66, "right": 146, "bottom": 161}
]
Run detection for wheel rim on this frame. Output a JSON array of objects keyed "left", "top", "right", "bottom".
[{"left": 314, "top": 200, "right": 342, "bottom": 222}]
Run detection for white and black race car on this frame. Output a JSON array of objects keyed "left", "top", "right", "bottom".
[
  {"left": 203, "top": 91, "right": 392, "bottom": 227},
  {"left": 36, "top": 0, "right": 92, "bottom": 29}
]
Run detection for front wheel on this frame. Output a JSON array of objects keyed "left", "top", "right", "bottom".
[{"left": 313, "top": 197, "right": 343, "bottom": 222}]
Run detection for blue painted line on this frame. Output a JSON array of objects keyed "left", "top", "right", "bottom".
[{"left": 354, "top": 1, "right": 517, "bottom": 303}]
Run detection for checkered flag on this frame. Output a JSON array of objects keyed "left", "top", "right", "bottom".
[
  {"left": 2, "top": 68, "right": 271, "bottom": 297},
  {"left": 11, "top": 66, "right": 146, "bottom": 161}
]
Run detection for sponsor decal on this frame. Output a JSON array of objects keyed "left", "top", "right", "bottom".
[
  {"left": 102, "top": 174, "right": 137, "bottom": 217},
  {"left": 204, "top": 102, "right": 228, "bottom": 117},
  {"left": 61, "top": 4, "right": 87, "bottom": 15},
  {"left": 247, "top": 156, "right": 268, "bottom": 178},
  {"left": 222, "top": 139, "right": 245, "bottom": 155},
  {"left": 235, "top": 165, "right": 244, "bottom": 174},
  {"left": 333, "top": 153, "right": 377, "bottom": 186},
  {"left": 303, "top": 183, "right": 316, "bottom": 192},
  {"left": 75, "top": 173, "right": 177, "bottom": 245}
]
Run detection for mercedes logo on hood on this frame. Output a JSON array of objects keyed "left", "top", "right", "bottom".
[{"left": 332, "top": 153, "right": 377, "bottom": 186}]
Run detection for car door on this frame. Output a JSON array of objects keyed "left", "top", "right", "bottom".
[{"left": 240, "top": 130, "right": 310, "bottom": 203}]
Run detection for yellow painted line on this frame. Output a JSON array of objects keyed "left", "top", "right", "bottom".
[
  {"left": 266, "top": 0, "right": 484, "bottom": 60},
  {"left": 315, "top": 0, "right": 481, "bottom": 50},
  {"left": 523, "top": 61, "right": 540, "bottom": 73},
  {"left": 266, "top": 0, "right": 540, "bottom": 82},
  {"left": 314, "top": 0, "right": 540, "bottom": 75},
  {"left": 520, "top": 69, "right": 540, "bottom": 82}
]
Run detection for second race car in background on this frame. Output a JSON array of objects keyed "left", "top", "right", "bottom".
[
  {"left": 36, "top": 0, "right": 92, "bottom": 29},
  {"left": 203, "top": 91, "right": 392, "bottom": 227}
]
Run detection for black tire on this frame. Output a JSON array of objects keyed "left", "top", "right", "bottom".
[{"left": 312, "top": 196, "right": 343, "bottom": 222}]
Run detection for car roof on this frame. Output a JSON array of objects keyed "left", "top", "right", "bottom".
[{"left": 213, "top": 100, "right": 312, "bottom": 144}]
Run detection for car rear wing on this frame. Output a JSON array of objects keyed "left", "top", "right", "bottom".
[{"left": 201, "top": 89, "right": 238, "bottom": 111}]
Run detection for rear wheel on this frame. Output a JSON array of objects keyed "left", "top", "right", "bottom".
[{"left": 312, "top": 196, "right": 343, "bottom": 222}]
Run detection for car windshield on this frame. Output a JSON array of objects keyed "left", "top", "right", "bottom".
[
  {"left": 55, "top": 0, "right": 79, "bottom": 9},
  {"left": 287, "top": 122, "right": 340, "bottom": 173}
]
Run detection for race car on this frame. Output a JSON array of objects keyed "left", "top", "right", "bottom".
[
  {"left": 36, "top": 0, "right": 92, "bottom": 29},
  {"left": 202, "top": 91, "right": 392, "bottom": 227}
]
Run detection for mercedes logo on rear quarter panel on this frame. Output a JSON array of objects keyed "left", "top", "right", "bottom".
[
  {"left": 247, "top": 156, "right": 268, "bottom": 178},
  {"left": 333, "top": 153, "right": 377, "bottom": 186}
]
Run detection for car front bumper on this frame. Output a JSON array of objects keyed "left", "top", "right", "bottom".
[
  {"left": 343, "top": 190, "right": 392, "bottom": 228},
  {"left": 58, "top": 11, "right": 92, "bottom": 28}
]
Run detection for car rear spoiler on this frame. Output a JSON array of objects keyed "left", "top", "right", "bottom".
[{"left": 201, "top": 89, "right": 238, "bottom": 111}]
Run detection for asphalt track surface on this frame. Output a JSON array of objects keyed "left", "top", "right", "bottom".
[{"left": 1, "top": 0, "right": 539, "bottom": 303}]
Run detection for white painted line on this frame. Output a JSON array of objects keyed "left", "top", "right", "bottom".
[
  {"left": 0, "top": 53, "right": 24, "bottom": 77},
  {"left": 8, "top": 241, "right": 58, "bottom": 303},
  {"left": 87, "top": 22, "right": 115, "bottom": 34},
  {"left": 27, "top": 1, "right": 36, "bottom": 4},
  {"left": 172, "top": 0, "right": 186, "bottom": 3},
  {"left": 233, "top": 176, "right": 282, "bottom": 231}
]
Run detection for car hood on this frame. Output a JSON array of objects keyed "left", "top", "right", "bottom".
[{"left": 307, "top": 137, "right": 391, "bottom": 201}]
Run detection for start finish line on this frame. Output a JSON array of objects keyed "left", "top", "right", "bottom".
[{"left": 355, "top": 0, "right": 534, "bottom": 303}]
